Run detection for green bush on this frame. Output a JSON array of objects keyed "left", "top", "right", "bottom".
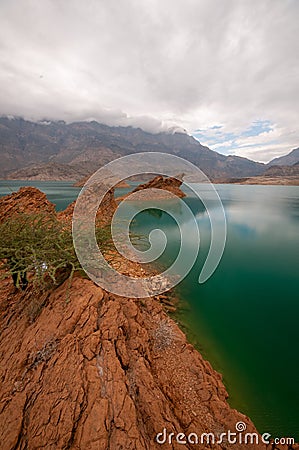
[{"left": 0, "top": 212, "right": 114, "bottom": 290}]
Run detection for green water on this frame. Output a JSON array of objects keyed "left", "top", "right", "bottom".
[
  {"left": 1, "top": 181, "right": 298, "bottom": 440},
  {"left": 131, "top": 184, "right": 299, "bottom": 441},
  {"left": 0, "top": 180, "right": 132, "bottom": 210},
  {"left": 0, "top": 180, "right": 81, "bottom": 211}
]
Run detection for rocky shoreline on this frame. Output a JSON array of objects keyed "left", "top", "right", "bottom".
[
  {"left": 0, "top": 187, "right": 297, "bottom": 449},
  {"left": 213, "top": 176, "right": 299, "bottom": 186},
  {"left": 0, "top": 275, "right": 276, "bottom": 450}
]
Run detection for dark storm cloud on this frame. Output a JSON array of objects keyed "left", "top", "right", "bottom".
[{"left": 0, "top": 0, "right": 298, "bottom": 159}]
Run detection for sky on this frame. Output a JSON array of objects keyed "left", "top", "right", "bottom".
[{"left": 0, "top": 0, "right": 298, "bottom": 162}]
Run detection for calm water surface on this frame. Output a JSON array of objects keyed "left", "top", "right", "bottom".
[
  {"left": 131, "top": 184, "right": 299, "bottom": 441},
  {"left": 1, "top": 180, "right": 298, "bottom": 439}
]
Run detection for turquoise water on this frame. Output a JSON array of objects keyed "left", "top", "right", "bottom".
[
  {"left": 131, "top": 184, "right": 299, "bottom": 441},
  {"left": 1, "top": 181, "right": 298, "bottom": 440},
  {"left": 0, "top": 180, "right": 133, "bottom": 210},
  {"left": 0, "top": 180, "right": 81, "bottom": 211}
]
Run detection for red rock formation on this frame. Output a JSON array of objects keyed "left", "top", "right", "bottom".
[
  {"left": 0, "top": 276, "right": 287, "bottom": 450},
  {"left": 58, "top": 188, "right": 117, "bottom": 226},
  {"left": 0, "top": 187, "right": 56, "bottom": 222},
  {"left": 0, "top": 185, "right": 116, "bottom": 228},
  {"left": 133, "top": 174, "right": 185, "bottom": 195},
  {"left": 118, "top": 175, "right": 186, "bottom": 202},
  {"left": 0, "top": 187, "right": 297, "bottom": 449}
]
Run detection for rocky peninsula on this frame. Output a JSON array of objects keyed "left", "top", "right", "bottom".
[
  {"left": 0, "top": 187, "right": 296, "bottom": 450},
  {"left": 117, "top": 174, "right": 186, "bottom": 202}
]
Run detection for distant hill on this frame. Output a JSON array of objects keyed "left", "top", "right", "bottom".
[
  {"left": 213, "top": 160, "right": 299, "bottom": 185},
  {"left": 0, "top": 117, "right": 265, "bottom": 180},
  {"left": 263, "top": 161, "right": 299, "bottom": 177},
  {"left": 268, "top": 147, "right": 299, "bottom": 166},
  {"left": 6, "top": 162, "right": 88, "bottom": 181}
]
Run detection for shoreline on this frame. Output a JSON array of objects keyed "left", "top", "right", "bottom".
[
  {"left": 0, "top": 187, "right": 269, "bottom": 448},
  {"left": 1, "top": 183, "right": 298, "bottom": 446},
  {"left": 212, "top": 176, "right": 299, "bottom": 186},
  {"left": 2, "top": 176, "right": 299, "bottom": 187},
  {"left": 0, "top": 274, "right": 274, "bottom": 449}
]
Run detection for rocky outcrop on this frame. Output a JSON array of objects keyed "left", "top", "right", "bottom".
[
  {"left": 118, "top": 175, "right": 186, "bottom": 201},
  {"left": 0, "top": 276, "right": 289, "bottom": 450},
  {"left": 58, "top": 188, "right": 117, "bottom": 227},
  {"left": 0, "top": 187, "right": 56, "bottom": 223},
  {"left": 0, "top": 185, "right": 116, "bottom": 228},
  {"left": 0, "top": 187, "right": 297, "bottom": 449},
  {"left": 133, "top": 174, "right": 185, "bottom": 196}
]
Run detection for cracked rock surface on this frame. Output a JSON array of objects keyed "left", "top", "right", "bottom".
[
  {"left": 0, "top": 187, "right": 297, "bottom": 450},
  {"left": 1, "top": 277, "right": 296, "bottom": 450}
]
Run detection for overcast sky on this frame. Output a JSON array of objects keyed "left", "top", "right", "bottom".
[{"left": 0, "top": 0, "right": 298, "bottom": 162}]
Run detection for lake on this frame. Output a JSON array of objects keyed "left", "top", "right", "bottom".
[
  {"left": 1, "top": 180, "right": 298, "bottom": 440},
  {"left": 128, "top": 183, "right": 299, "bottom": 442}
]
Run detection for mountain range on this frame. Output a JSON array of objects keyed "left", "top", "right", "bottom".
[
  {"left": 267, "top": 147, "right": 299, "bottom": 167},
  {"left": 0, "top": 117, "right": 298, "bottom": 181}
]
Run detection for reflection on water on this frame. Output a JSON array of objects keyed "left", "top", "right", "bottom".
[{"left": 133, "top": 184, "right": 299, "bottom": 441}]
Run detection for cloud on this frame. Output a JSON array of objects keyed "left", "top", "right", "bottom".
[
  {"left": 0, "top": 0, "right": 298, "bottom": 160},
  {"left": 195, "top": 121, "right": 299, "bottom": 162}
]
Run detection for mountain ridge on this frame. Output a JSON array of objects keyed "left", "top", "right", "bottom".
[
  {"left": 264, "top": 161, "right": 299, "bottom": 177},
  {"left": 0, "top": 117, "right": 266, "bottom": 180},
  {"left": 268, "top": 147, "right": 299, "bottom": 166}
]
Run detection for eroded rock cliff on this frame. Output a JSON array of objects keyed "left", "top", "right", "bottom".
[{"left": 0, "top": 276, "right": 283, "bottom": 450}]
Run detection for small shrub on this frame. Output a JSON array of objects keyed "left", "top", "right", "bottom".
[{"left": 0, "top": 212, "right": 114, "bottom": 290}]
